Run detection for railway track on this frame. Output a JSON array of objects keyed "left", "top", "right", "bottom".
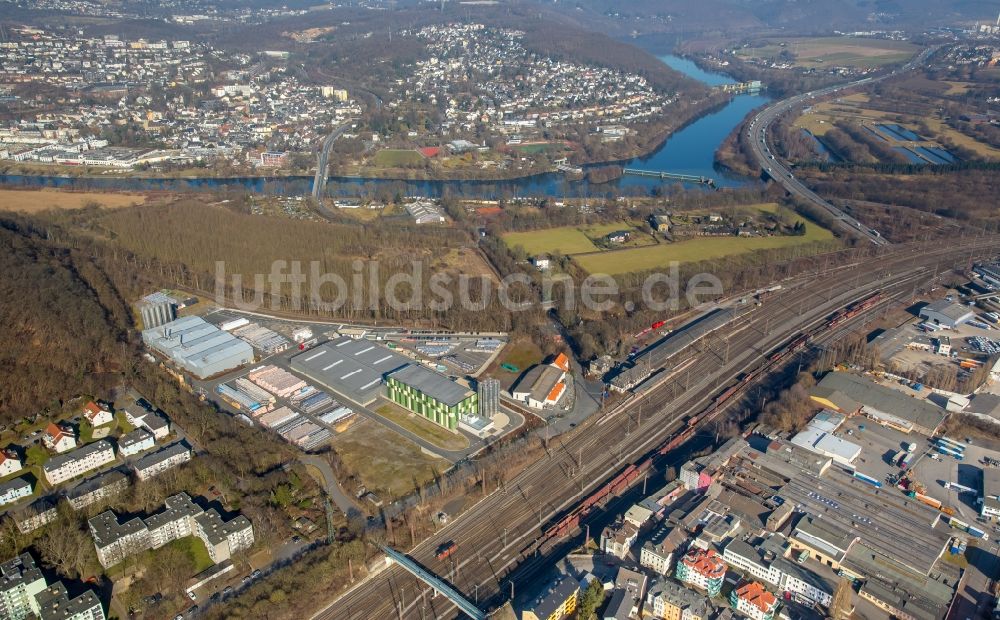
[{"left": 315, "top": 237, "right": 997, "bottom": 620}]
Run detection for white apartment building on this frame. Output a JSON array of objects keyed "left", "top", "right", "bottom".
[
  {"left": 0, "top": 478, "right": 32, "bottom": 507},
  {"left": 132, "top": 443, "right": 190, "bottom": 481},
  {"left": 0, "top": 554, "right": 46, "bottom": 620},
  {"left": 89, "top": 493, "right": 254, "bottom": 568},
  {"left": 117, "top": 428, "right": 155, "bottom": 457},
  {"left": 42, "top": 440, "right": 115, "bottom": 485}
]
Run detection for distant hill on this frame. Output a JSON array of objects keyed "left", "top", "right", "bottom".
[{"left": 536, "top": 0, "right": 1000, "bottom": 36}]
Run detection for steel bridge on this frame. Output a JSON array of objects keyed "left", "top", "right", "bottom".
[
  {"left": 381, "top": 546, "right": 486, "bottom": 620},
  {"left": 622, "top": 168, "right": 715, "bottom": 185}
]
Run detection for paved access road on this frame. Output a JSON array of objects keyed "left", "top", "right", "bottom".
[
  {"left": 747, "top": 46, "right": 937, "bottom": 245},
  {"left": 311, "top": 237, "right": 999, "bottom": 620}
]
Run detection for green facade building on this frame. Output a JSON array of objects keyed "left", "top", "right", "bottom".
[{"left": 386, "top": 365, "right": 477, "bottom": 430}]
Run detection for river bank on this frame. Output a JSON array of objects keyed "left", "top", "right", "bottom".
[{"left": 0, "top": 56, "right": 768, "bottom": 199}]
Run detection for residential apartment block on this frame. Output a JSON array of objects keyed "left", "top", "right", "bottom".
[
  {"left": 0, "top": 554, "right": 46, "bottom": 620},
  {"left": 0, "top": 477, "right": 32, "bottom": 506},
  {"left": 0, "top": 553, "right": 104, "bottom": 620},
  {"left": 132, "top": 442, "right": 190, "bottom": 480},
  {"left": 117, "top": 428, "right": 155, "bottom": 457},
  {"left": 42, "top": 440, "right": 115, "bottom": 485},
  {"left": 729, "top": 581, "right": 778, "bottom": 620},
  {"left": 65, "top": 470, "right": 129, "bottom": 511},
  {"left": 88, "top": 493, "right": 253, "bottom": 568},
  {"left": 645, "top": 578, "right": 710, "bottom": 620},
  {"left": 675, "top": 548, "right": 726, "bottom": 597}
]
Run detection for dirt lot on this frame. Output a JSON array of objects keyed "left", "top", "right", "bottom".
[
  {"left": 0, "top": 188, "right": 149, "bottom": 212},
  {"left": 330, "top": 417, "right": 451, "bottom": 498}
]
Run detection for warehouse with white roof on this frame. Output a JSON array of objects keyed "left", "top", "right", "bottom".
[{"left": 142, "top": 316, "right": 254, "bottom": 379}]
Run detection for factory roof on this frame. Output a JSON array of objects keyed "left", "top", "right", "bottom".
[
  {"left": 983, "top": 467, "right": 1000, "bottom": 513},
  {"left": 814, "top": 372, "right": 946, "bottom": 432},
  {"left": 920, "top": 299, "right": 974, "bottom": 322},
  {"left": 142, "top": 316, "right": 253, "bottom": 378},
  {"left": 290, "top": 337, "right": 410, "bottom": 404},
  {"left": 807, "top": 409, "right": 847, "bottom": 433},
  {"left": 387, "top": 364, "right": 473, "bottom": 406},
  {"left": 513, "top": 364, "right": 564, "bottom": 403},
  {"left": 790, "top": 428, "right": 861, "bottom": 463}
]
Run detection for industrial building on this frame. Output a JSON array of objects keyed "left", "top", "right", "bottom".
[
  {"left": 136, "top": 292, "right": 178, "bottom": 329},
  {"left": 142, "top": 316, "right": 254, "bottom": 379},
  {"left": 981, "top": 467, "right": 1000, "bottom": 519},
  {"left": 790, "top": 410, "right": 860, "bottom": 466},
  {"left": 919, "top": 300, "right": 975, "bottom": 329},
  {"left": 477, "top": 378, "right": 500, "bottom": 419},
  {"left": 810, "top": 372, "right": 946, "bottom": 436},
  {"left": 511, "top": 355, "right": 569, "bottom": 410},
  {"left": 404, "top": 198, "right": 446, "bottom": 224},
  {"left": 609, "top": 307, "right": 746, "bottom": 392},
  {"left": 290, "top": 337, "right": 410, "bottom": 405},
  {"left": 386, "top": 365, "right": 477, "bottom": 431}
]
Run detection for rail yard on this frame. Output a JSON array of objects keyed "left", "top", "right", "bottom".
[{"left": 314, "top": 235, "right": 999, "bottom": 620}]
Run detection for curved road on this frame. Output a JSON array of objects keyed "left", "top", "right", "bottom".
[{"left": 747, "top": 46, "right": 937, "bottom": 245}]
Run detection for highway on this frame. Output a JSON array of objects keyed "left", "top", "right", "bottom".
[
  {"left": 746, "top": 46, "right": 937, "bottom": 245},
  {"left": 311, "top": 122, "right": 352, "bottom": 200},
  {"left": 311, "top": 236, "right": 998, "bottom": 620}
]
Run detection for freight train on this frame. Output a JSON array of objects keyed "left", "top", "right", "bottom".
[{"left": 536, "top": 290, "right": 883, "bottom": 548}]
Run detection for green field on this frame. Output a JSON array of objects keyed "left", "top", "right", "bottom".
[
  {"left": 168, "top": 536, "right": 214, "bottom": 573},
  {"left": 503, "top": 227, "right": 599, "bottom": 255},
  {"left": 738, "top": 37, "right": 918, "bottom": 68},
  {"left": 372, "top": 149, "right": 425, "bottom": 167},
  {"left": 574, "top": 210, "right": 835, "bottom": 275},
  {"left": 502, "top": 222, "right": 648, "bottom": 256},
  {"left": 514, "top": 143, "right": 562, "bottom": 154}
]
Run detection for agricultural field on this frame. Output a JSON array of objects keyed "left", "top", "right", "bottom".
[
  {"left": 372, "top": 149, "right": 425, "bottom": 167},
  {"left": 738, "top": 37, "right": 918, "bottom": 68},
  {"left": 330, "top": 417, "right": 451, "bottom": 497},
  {"left": 502, "top": 221, "right": 649, "bottom": 256},
  {"left": 0, "top": 188, "right": 148, "bottom": 212},
  {"left": 574, "top": 209, "right": 834, "bottom": 275},
  {"left": 503, "top": 226, "right": 599, "bottom": 255}
]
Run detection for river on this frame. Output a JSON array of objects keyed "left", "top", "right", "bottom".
[{"left": 0, "top": 56, "right": 769, "bottom": 199}]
